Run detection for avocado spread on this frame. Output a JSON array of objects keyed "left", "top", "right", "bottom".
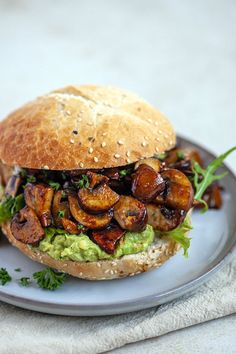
[{"left": 35, "top": 225, "right": 155, "bottom": 262}]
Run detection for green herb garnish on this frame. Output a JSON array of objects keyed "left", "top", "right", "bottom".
[
  {"left": 0, "top": 194, "right": 24, "bottom": 224},
  {"left": 33, "top": 268, "right": 67, "bottom": 291},
  {"left": 14, "top": 268, "right": 22, "bottom": 272},
  {"left": 193, "top": 146, "right": 236, "bottom": 212},
  {"left": 75, "top": 175, "right": 90, "bottom": 189},
  {"left": 161, "top": 216, "right": 193, "bottom": 257},
  {"left": 26, "top": 175, "right": 36, "bottom": 183},
  {"left": 48, "top": 181, "right": 60, "bottom": 191},
  {"left": 177, "top": 151, "right": 185, "bottom": 160},
  {"left": 119, "top": 169, "right": 132, "bottom": 177},
  {"left": 0, "top": 268, "right": 12, "bottom": 285},
  {"left": 19, "top": 277, "right": 31, "bottom": 287},
  {"left": 58, "top": 210, "right": 65, "bottom": 218},
  {"left": 154, "top": 152, "right": 167, "bottom": 161},
  {"left": 77, "top": 224, "right": 84, "bottom": 229}
]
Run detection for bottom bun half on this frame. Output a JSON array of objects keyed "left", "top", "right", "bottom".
[{"left": 2, "top": 221, "right": 180, "bottom": 280}]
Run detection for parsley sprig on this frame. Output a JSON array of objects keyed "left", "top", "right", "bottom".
[
  {"left": 0, "top": 194, "right": 25, "bottom": 224},
  {"left": 193, "top": 146, "right": 236, "bottom": 212},
  {"left": 0, "top": 268, "right": 12, "bottom": 285},
  {"left": 75, "top": 175, "right": 90, "bottom": 189},
  {"left": 48, "top": 181, "right": 60, "bottom": 191},
  {"left": 19, "top": 277, "right": 31, "bottom": 287},
  {"left": 33, "top": 268, "right": 67, "bottom": 291}
]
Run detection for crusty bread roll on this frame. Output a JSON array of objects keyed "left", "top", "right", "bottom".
[
  {"left": 0, "top": 85, "right": 175, "bottom": 170},
  {"left": 2, "top": 221, "right": 180, "bottom": 280}
]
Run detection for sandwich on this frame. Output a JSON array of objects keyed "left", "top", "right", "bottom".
[{"left": 0, "top": 85, "right": 234, "bottom": 280}]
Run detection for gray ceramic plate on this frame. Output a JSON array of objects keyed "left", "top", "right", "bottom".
[{"left": 0, "top": 137, "right": 235, "bottom": 316}]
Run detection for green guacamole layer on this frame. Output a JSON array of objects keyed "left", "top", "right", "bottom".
[{"left": 34, "top": 225, "right": 155, "bottom": 262}]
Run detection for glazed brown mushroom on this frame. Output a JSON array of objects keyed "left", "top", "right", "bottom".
[
  {"left": 11, "top": 206, "right": 45, "bottom": 244},
  {"left": 61, "top": 218, "right": 87, "bottom": 235},
  {"left": 5, "top": 175, "right": 22, "bottom": 197},
  {"left": 68, "top": 194, "right": 113, "bottom": 229},
  {"left": 24, "top": 184, "right": 54, "bottom": 227},
  {"left": 86, "top": 171, "right": 109, "bottom": 189},
  {"left": 146, "top": 204, "right": 185, "bottom": 232},
  {"left": 135, "top": 158, "right": 162, "bottom": 172},
  {"left": 52, "top": 190, "right": 70, "bottom": 227},
  {"left": 78, "top": 183, "right": 120, "bottom": 213},
  {"left": 113, "top": 195, "right": 147, "bottom": 232},
  {"left": 160, "top": 169, "right": 194, "bottom": 211},
  {"left": 131, "top": 164, "right": 165, "bottom": 202},
  {"left": 91, "top": 224, "right": 125, "bottom": 254}
]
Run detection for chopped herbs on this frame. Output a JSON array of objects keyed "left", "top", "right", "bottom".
[
  {"left": 154, "top": 152, "right": 167, "bottom": 161},
  {"left": 0, "top": 194, "right": 25, "bottom": 223},
  {"left": 48, "top": 181, "right": 60, "bottom": 191},
  {"left": 193, "top": 146, "right": 236, "bottom": 212},
  {"left": 119, "top": 168, "right": 132, "bottom": 177},
  {"left": 14, "top": 268, "right": 22, "bottom": 272},
  {"left": 58, "top": 210, "right": 65, "bottom": 218},
  {"left": 33, "top": 268, "right": 67, "bottom": 291},
  {"left": 77, "top": 224, "right": 84, "bottom": 229},
  {"left": 177, "top": 151, "right": 185, "bottom": 160},
  {"left": 0, "top": 268, "right": 12, "bottom": 285},
  {"left": 19, "top": 277, "right": 31, "bottom": 287},
  {"left": 26, "top": 175, "right": 36, "bottom": 183},
  {"left": 75, "top": 175, "right": 90, "bottom": 189}
]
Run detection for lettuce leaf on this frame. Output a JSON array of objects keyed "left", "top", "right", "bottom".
[
  {"left": 0, "top": 194, "right": 25, "bottom": 224},
  {"left": 160, "top": 216, "right": 193, "bottom": 257}
]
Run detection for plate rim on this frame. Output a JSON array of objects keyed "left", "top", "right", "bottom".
[{"left": 0, "top": 135, "right": 236, "bottom": 315}]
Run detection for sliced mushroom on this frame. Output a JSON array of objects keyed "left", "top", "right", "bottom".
[
  {"left": 131, "top": 164, "right": 165, "bottom": 202},
  {"left": 5, "top": 175, "right": 22, "bottom": 197},
  {"left": 160, "top": 169, "right": 194, "bottom": 211},
  {"left": 78, "top": 184, "right": 120, "bottom": 213},
  {"left": 146, "top": 204, "right": 185, "bottom": 231},
  {"left": 24, "top": 183, "right": 54, "bottom": 227},
  {"left": 11, "top": 206, "right": 45, "bottom": 244},
  {"left": 91, "top": 224, "right": 125, "bottom": 254},
  {"left": 68, "top": 194, "right": 112, "bottom": 229},
  {"left": 135, "top": 158, "right": 162, "bottom": 172},
  {"left": 114, "top": 195, "right": 147, "bottom": 232},
  {"left": 52, "top": 190, "right": 70, "bottom": 227},
  {"left": 61, "top": 218, "right": 87, "bottom": 235},
  {"left": 87, "top": 171, "right": 109, "bottom": 189}
]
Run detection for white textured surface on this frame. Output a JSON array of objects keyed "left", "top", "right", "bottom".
[{"left": 0, "top": 0, "right": 236, "bottom": 353}]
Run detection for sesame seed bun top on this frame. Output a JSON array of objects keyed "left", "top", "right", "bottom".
[{"left": 0, "top": 85, "right": 176, "bottom": 170}]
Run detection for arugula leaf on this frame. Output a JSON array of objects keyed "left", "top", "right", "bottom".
[
  {"left": 0, "top": 268, "right": 12, "bottom": 285},
  {"left": 0, "top": 194, "right": 24, "bottom": 224},
  {"left": 33, "top": 268, "right": 67, "bottom": 291},
  {"left": 48, "top": 180, "right": 60, "bottom": 191},
  {"left": 160, "top": 216, "right": 193, "bottom": 257},
  {"left": 19, "top": 277, "right": 31, "bottom": 287},
  {"left": 193, "top": 146, "right": 236, "bottom": 212},
  {"left": 75, "top": 175, "right": 90, "bottom": 189}
]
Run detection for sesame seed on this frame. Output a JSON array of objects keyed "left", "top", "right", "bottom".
[
  {"left": 110, "top": 270, "right": 114, "bottom": 275},
  {"left": 87, "top": 122, "right": 93, "bottom": 126},
  {"left": 155, "top": 147, "right": 159, "bottom": 152},
  {"left": 155, "top": 121, "right": 158, "bottom": 126},
  {"left": 144, "top": 136, "right": 149, "bottom": 140},
  {"left": 114, "top": 154, "right": 120, "bottom": 159},
  {"left": 70, "top": 139, "right": 75, "bottom": 144},
  {"left": 79, "top": 162, "right": 84, "bottom": 168},
  {"left": 126, "top": 151, "right": 130, "bottom": 157},
  {"left": 79, "top": 272, "right": 83, "bottom": 276},
  {"left": 78, "top": 118, "right": 82, "bottom": 122},
  {"left": 148, "top": 119, "right": 152, "bottom": 123},
  {"left": 94, "top": 157, "right": 98, "bottom": 162},
  {"left": 88, "top": 147, "right": 93, "bottom": 154},
  {"left": 105, "top": 269, "right": 110, "bottom": 274},
  {"left": 43, "top": 165, "right": 49, "bottom": 170},
  {"left": 102, "top": 132, "right": 107, "bottom": 136},
  {"left": 158, "top": 129, "right": 162, "bottom": 134},
  {"left": 126, "top": 158, "right": 131, "bottom": 163},
  {"left": 156, "top": 137, "right": 160, "bottom": 142},
  {"left": 117, "top": 140, "right": 124, "bottom": 145},
  {"left": 66, "top": 110, "right": 71, "bottom": 115},
  {"left": 101, "top": 141, "right": 106, "bottom": 147},
  {"left": 141, "top": 141, "right": 147, "bottom": 147},
  {"left": 97, "top": 263, "right": 101, "bottom": 268}
]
